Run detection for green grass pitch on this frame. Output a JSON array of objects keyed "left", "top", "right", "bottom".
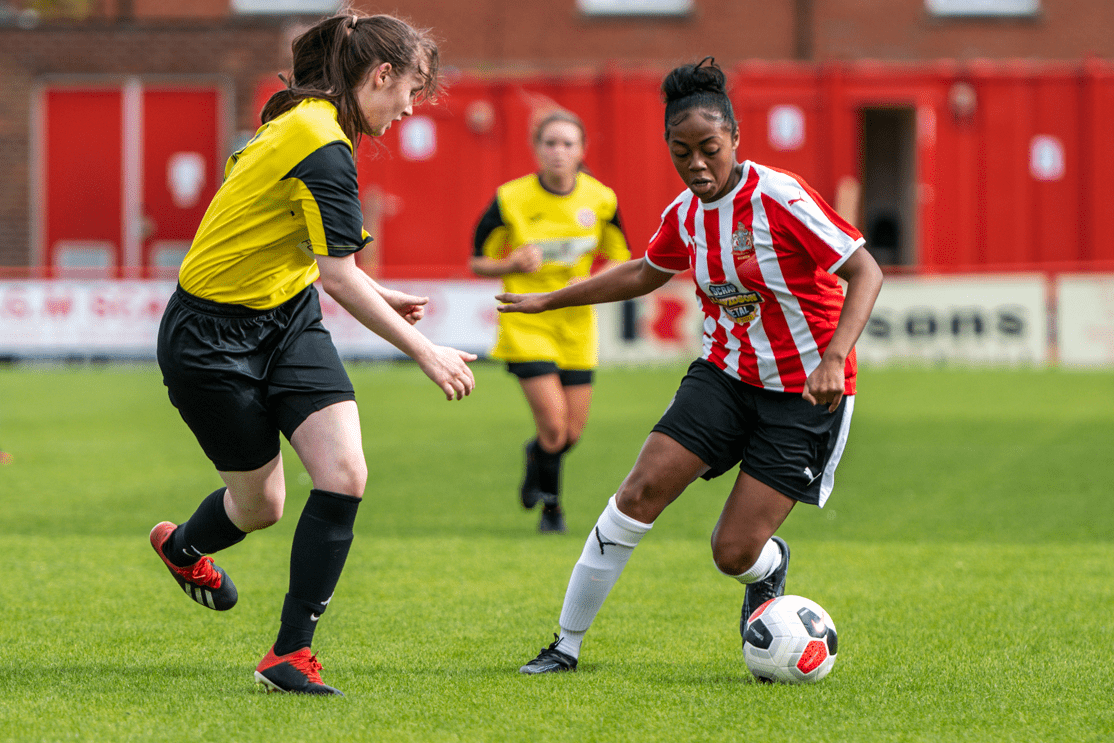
[{"left": 0, "top": 361, "right": 1111, "bottom": 742}]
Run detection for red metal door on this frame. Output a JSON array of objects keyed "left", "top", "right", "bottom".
[
  {"left": 142, "top": 87, "right": 223, "bottom": 278},
  {"left": 41, "top": 87, "right": 124, "bottom": 276},
  {"left": 38, "top": 81, "right": 224, "bottom": 278}
]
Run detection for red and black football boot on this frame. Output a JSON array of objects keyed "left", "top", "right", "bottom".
[
  {"left": 149, "top": 521, "right": 238, "bottom": 611},
  {"left": 254, "top": 646, "right": 344, "bottom": 696}
]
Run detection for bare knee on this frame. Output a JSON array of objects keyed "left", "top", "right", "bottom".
[
  {"left": 225, "top": 487, "right": 284, "bottom": 531},
  {"left": 711, "top": 534, "right": 766, "bottom": 576},
  {"left": 562, "top": 423, "right": 584, "bottom": 452},
  {"left": 312, "top": 456, "right": 367, "bottom": 499},
  {"left": 252, "top": 499, "right": 284, "bottom": 529},
  {"left": 535, "top": 419, "right": 568, "bottom": 453},
  {"left": 615, "top": 471, "right": 672, "bottom": 524}
]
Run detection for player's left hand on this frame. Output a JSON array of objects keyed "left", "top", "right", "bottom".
[
  {"left": 382, "top": 289, "right": 429, "bottom": 324},
  {"left": 802, "top": 359, "right": 846, "bottom": 413},
  {"left": 495, "top": 292, "right": 549, "bottom": 314}
]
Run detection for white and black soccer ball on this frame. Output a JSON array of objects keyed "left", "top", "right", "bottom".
[{"left": 742, "top": 594, "right": 838, "bottom": 684}]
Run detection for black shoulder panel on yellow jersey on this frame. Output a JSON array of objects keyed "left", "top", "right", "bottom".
[
  {"left": 473, "top": 198, "right": 505, "bottom": 257},
  {"left": 283, "top": 141, "right": 369, "bottom": 256}
]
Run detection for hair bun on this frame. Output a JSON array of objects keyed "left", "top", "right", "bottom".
[{"left": 662, "top": 57, "right": 727, "bottom": 104}]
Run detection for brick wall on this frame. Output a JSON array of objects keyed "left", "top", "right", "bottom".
[
  {"left": 815, "top": 0, "right": 1114, "bottom": 60},
  {"left": 358, "top": 0, "right": 1114, "bottom": 67},
  {"left": 2, "top": 0, "right": 1112, "bottom": 268},
  {"left": 0, "top": 19, "right": 289, "bottom": 267}
]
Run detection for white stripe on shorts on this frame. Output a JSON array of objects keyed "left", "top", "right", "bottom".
[{"left": 818, "top": 395, "right": 854, "bottom": 508}]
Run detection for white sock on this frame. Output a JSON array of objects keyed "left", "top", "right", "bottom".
[
  {"left": 556, "top": 495, "right": 653, "bottom": 659},
  {"left": 721, "top": 538, "right": 782, "bottom": 584}
]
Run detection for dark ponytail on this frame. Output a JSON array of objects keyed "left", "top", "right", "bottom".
[
  {"left": 661, "top": 57, "right": 737, "bottom": 139},
  {"left": 261, "top": 11, "right": 441, "bottom": 150}
]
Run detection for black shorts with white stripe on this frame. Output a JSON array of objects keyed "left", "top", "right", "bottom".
[{"left": 651, "top": 358, "right": 853, "bottom": 506}]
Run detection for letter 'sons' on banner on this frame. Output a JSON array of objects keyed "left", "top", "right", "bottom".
[{"left": 855, "top": 274, "right": 1048, "bottom": 365}]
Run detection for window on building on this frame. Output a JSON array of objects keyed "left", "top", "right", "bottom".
[
  {"left": 232, "top": 0, "right": 341, "bottom": 13},
  {"left": 577, "top": 0, "right": 694, "bottom": 18},
  {"left": 926, "top": 0, "right": 1040, "bottom": 17}
]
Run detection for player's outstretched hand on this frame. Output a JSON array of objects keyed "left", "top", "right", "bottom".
[
  {"left": 495, "top": 292, "right": 551, "bottom": 314},
  {"left": 417, "top": 345, "right": 478, "bottom": 401},
  {"left": 382, "top": 288, "right": 429, "bottom": 325}
]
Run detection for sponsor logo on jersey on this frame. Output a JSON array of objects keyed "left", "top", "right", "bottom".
[
  {"left": 706, "top": 282, "right": 762, "bottom": 325},
  {"left": 536, "top": 236, "right": 598, "bottom": 266}
]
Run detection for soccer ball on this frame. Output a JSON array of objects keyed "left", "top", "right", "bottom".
[{"left": 742, "top": 594, "right": 838, "bottom": 684}]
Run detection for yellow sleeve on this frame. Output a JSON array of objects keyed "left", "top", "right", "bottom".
[
  {"left": 598, "top": 219, "right": 630, "bottom": 262},
  {"left": 597, "top": 192, "right": 630, "bottom": 262}
]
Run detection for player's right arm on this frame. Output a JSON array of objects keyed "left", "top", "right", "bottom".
[
  {"left": 317, "top": 253, "right": 476, "bottom": 401},
  {"left": 469, "top": 195, "right": 542, "bottom": 277},
  {"left": 470, "top": 246, "right": 542, "bottom": 277},
  {"left": 497, "top": 257, "right": 671, "bottom": 314}
]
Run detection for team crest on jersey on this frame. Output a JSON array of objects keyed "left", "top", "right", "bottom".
[
  {"left": 706, "top": 282, "right": 762, "bottom": 325},
  {"left": 731, "top": 224, "right": 755, "bottom": 260},
  {"left": 577, "top": 208, "right": 597, "bottom": 228}
]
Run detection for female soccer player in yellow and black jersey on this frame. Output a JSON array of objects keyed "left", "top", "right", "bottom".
[
  {"left": 471, "top": 111, "right": 630, "bottom": 533},
  {"left": 149, "top": 12, "right": 475, "bottom": 696}
]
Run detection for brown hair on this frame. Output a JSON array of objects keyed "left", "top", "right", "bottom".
[
  {"left": 261, "top": 11, "right": 441, "bottom": 150},
  {"left": 531, "top": 109, "right": 586, "bottom": 147}
]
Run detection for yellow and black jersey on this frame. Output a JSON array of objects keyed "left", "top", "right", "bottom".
[
  {"left": 473, "top": 172, "right": 630, "bottom": 367},
  {"left": 179, "top": 98, "right": 370, "bottom": 309},
  {"left": 473, "top": 172, "right": 628, "bottom": 293}
]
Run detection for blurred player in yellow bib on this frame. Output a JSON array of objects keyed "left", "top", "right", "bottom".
[{"left": 471, "top": 110, "right": 630, "bottom": 533}]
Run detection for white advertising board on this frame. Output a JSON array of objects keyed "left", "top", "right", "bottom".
[
  {"left": 855, "top": 274, "right": 1049, "bottom": 365},
  {"left": 0, "top": 279, "right": 501, "bottom": 359},
  {"left": 597, "top": 278, "right": 703, "bottom": 364},
  {"left": 3, "top": 274, "right": 1095, "bottom": 368},
  {"left": 0, "top": 280, "right": 176, "bottom": 357},
  {"left": 318, "top": 280, "right": 500, "bottom": 358},
  {"left": 1056, "top": 274, "right": 1114, "bottom": 367}
]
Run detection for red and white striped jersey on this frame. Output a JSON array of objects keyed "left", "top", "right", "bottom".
[{"left": 645, "top": 161, "right": 865, "bottom": 394}]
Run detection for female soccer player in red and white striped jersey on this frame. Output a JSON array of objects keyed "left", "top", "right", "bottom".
[{"left": 504, "top": 58, "right": 883, "bottom": 674}]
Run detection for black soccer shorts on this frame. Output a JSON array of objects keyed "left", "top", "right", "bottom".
[
  {"left": 157, "top": 284, "right": 356, "bottom": 472},
  {"left": 506, "top": 360, "right": 593, "bottom": 387},
  {"left": 651, "top": 358, "right": 853, "bottom": 506}
]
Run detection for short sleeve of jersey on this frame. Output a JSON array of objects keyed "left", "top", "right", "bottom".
[
  {"left": 644, "top": 201, "right": 691, "bottom": 273},
  {"left": 283, "top": 141, "right": 370, "bottom": 257},
  {"left": 473, "top": 198, "right": 509, "bottom": 258},
  {"left": 762, "top": 167, "right": 864, "bottom": 274},
  {"left": 597, "top": 204, "right": 630, "bottom": 262}
]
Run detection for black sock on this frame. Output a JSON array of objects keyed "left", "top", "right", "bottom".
[
  {"left": 523, "top": 439, "right": 541, "bottom": 493},
  {"left": 536, "top": 444, "right": 566, "bottom": 507},
  {"left": 274, "top": 489, "right": 360, "bottom": 656},
  {"left": 163, "top": 488, "right": 246, "bottom": 567}
]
